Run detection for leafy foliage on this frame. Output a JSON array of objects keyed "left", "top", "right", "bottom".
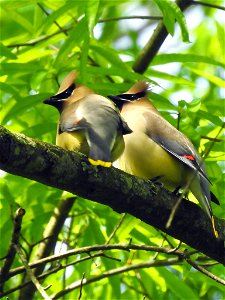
[{"left": 0, "top": 0, "right": 224, "bottom": 299}]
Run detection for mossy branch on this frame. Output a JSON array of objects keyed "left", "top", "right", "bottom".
[{"left": 0, "top": 125, "right": 224, "bottom": 264}]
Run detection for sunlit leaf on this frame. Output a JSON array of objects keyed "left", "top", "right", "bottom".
[
  {"left": 154, "top": 0, "right": 190, "bottom": 42},
  {"left": 151, "top": 54, "right": 225, "bottom": 68},
  {"left": 159, "top": 267, "right": 199, "bottom": 300},
  {"left": 0, "top": 42, "right": 17, "bottom": 59},
  {"left": 85, "top": 0, "right": 101, "bottom": 34},
  {"left": 188, "top": 67, "right": 225, "bottom": 88}
]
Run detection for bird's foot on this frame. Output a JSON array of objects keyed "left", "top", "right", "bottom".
[
  {"left": 173, "top": 186, "right": 181, "bottom": 195},
  {"left": 148, "top": 176, "right": 164, "bottom": 187}
]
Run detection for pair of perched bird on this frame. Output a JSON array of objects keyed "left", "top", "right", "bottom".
[{"left": 44, "top": 71, "right": 218, "bottom": 237}]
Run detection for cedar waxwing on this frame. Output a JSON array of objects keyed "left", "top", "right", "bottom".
[
  {"left": 43, "top": 72, "right": 132, "bottom": 167},
  {"left": 108, "top": 82, "right": 219, "bottom": 237}
]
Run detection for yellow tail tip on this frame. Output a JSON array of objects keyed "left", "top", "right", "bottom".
[
  {"left": 88, "top": 158, "right": 112, "bottom": 168},
  {"left": 211, "top": 216, "right": 219, "bottom": 238}
]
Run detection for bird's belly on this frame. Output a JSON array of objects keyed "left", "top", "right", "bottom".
[
  {"left": 111, "top": 135, "right": 125, "bottom": 162},
  {"left": 56, "top": 131, "right": 89, "bottom": 155},
  {"left": 116, "top": 133, "right": 190, "bottom": 190}
]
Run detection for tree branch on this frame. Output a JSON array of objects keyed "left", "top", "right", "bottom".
[
  {"left": 7, "top": 26, "right": 73, "bottom": 48},
  {"left": 186, "top": 258, "right": 225, "bottom": 285},
  {"left": 14, "top": 244, "right": 51, "bottom": 300},
  {"left": 190, "top": 0, "right": 225, "bottom": 11},
  {"left": 3, "top": 244, "right": 186, "bottom": 280},
  {"left": 0, "top": 208, "right": 25, "bottom": 292},
  {"left": 132, "top": 0, "right": 192, "bottom": 74},
  {"left": 2, "top": 253, "right": 108, "bottom": 297},
  {"left": 51, "top": 258, "right": 181, "bottom": 299},
  {"left": 99, "top": 16, "right": 162, "bottom": 22},
  {"left": 18, "top": 197, "right": 76, "bottom": 300},
  {"left": 3, "top": 242, "right": 224, "bottom": 298},
  {"left": 0, "top": 126, "right": 224, "bottom": 264}
]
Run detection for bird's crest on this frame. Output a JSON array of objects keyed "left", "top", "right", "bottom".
[
  {"left": 127, "top": 81, "right": 150, "bottom": 94},
  {"left": 57, "top": 71, "right": 78, "bottom": 93}
]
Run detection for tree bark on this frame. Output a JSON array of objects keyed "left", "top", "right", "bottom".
[{"left": 0, "top": 125, "right": 224, "bottom": 264}]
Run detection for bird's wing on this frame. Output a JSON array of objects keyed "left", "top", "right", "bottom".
[{"left": 143, "top": 111, "right": 210, "bottom": 184}]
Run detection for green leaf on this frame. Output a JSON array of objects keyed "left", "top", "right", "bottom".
[
  {"left": 187, "top": 98, "right": 202, "bottom": 113},
  {"left": 80, "top": 21, "right": 90, "bottom": 83},
  {"left": 198, "top": 110, "right": 223, "bottom": 126},
  {"left": 13, "top": 48, "right": 54, "bottom": 63},
  {"left": 151, "top": 54, "right": 225, "bottom": 68},
  {"left": 150, "top": 92, "right": 177, "bottom": 111},
  {"left": 167, "top": 0, "right": 189, "bottom": 42},
  {"left": 90, "top": 40, "right": 129, "bottom": 70},
  {"left": 110, "top": 214, "right": 140, "bottom": 242},
  {"left": 3, "top": 6, "right": 33, "bottom": 34},
  {"left": 86, "top": 65, "right": 152, "bottom": 83},
  {"left": 0, "top": 42, "right": 17, "bottom": 59},
  {"left": 41, "top": 1, "right": 78, "bottom": 34},
  {"left": 147, "top": 68, "right": 194, "bottom": 86},
  {"left": 2, "top": 93, "right": 50, "bottom": 124},
  {"left": 54, "top": 18, "right": 87, "bottom": 67},
  {"left": 154, "top": 0, "right": 175, "bottom": 36},
  {"left": 0, "top": 62, "right": 39, "bottom": 75},
  {"left": 154, "top": 0, "right": 189, "bottom": 42},
  {"left": 188, "top": 67, "right": 225, "bottom": 88},
  {"left": 159, "top": 267, "right": 199, "bottom": 300},
  {"left": 85, "top": 0, "right": 101, "bottom": 34},
  {"left": 0, "top": 82, "right": 21, "bottom": 98}
]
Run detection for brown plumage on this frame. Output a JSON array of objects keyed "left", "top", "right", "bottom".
[{"left": 44, "top": 72, "right": 132, "bottom": 167}]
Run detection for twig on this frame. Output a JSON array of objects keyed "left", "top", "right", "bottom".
[
  {"left": 202, "top": 123, "right": 225, "bottom": 158},
  {"left": 37, "top": 3, "right": 68, "bottom": 36},
  {"left": 105, "top": 213, "right": 127, "bottom": 244},
  {"left": 152, "top": 235, "right": 166, "bottom": 260},
  {"left": 1, "top": 253, "right": 103, "bottom": 298},
  {"left": 198, "top": 262, "right": 219, "bottom": 267},
  {"left": 135, "top": 270, "right": 152, "bottom": 300},
  {"left": 177, "top": 112, "right": 181, "bottom": 130},
  {"left": 0, "top": 208, "right": 25, "bottom": 292},
  {"left": 132, "top": 0, "right": 192, "bottom": 73},
  {"left": 167, "top": 241, "right": 183, "bottom": 253},
  {"left": 201, "top": 136, "right": 222, "bottom": 143},
  {"left": 99, "top": 16, "right": 162, "bottom": 22},
  {"left": 1, "top": 251, "right": 219, "bottom": 298},
  {"left": 166, "top": 194, "right": 184, "bottom": 229},
  {"left": 6, "top": 16, "right": 161, "bottom": 49},
  {"left": 0, "top": 272, "right": 50, "bottom": 298},
  {"left": 52, "top": 258, "right": 180, "bottom": 299},
  {"left": 78, "top": 273, "right": 85, "bottom": 300},
  {"left": 62, "top": 214, "right": 75, "bottom": 292},
  {"left": 121, "top": 278, "right": 150, "bottom": 299},
  {"left": 158, "top": 231, "right": 176, "bottom": 248},
  {"left": 190, "top": 0, "right": 225, "bottom": 11},
  {"left": 132, "top": 21, "right": 167, "bottom": 74},
  {"left": 100, "top": 253, "right": 121, "bottom": 262},
  {"left": 18, "top": 197, "right": 76, "bottom": 300},
  {"left": 186, "top": 258, "right": 225, "bottom": 285},
  {"left": 5, "top": 244, "right": 184, "bottom": 280},
  {"left": 14, "top": 244, "right": 52, "bottom": 300},
  {"left": 7, "top": 26, "right": 73, "bottom": 48}
]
